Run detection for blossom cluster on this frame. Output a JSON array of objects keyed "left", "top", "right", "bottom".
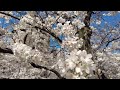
[{"left": 57, "top": 49, "right": 96, "bottom": 79}]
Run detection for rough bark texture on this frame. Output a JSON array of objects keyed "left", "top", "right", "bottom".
[{"left": 78, "top": 11, "right": 93, "bottom": 54}]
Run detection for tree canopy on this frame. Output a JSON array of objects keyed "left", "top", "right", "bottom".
[{"left": 0, "top": 11, "right": 120, "bottom": 79}]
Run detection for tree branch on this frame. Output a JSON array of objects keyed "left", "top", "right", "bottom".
[
  {"left": 23, "top": 33, "right": 29, "bottom": 44},
  {"left": 0, "top": 11, "right": 62, "bottom": 44},
  {"left": 0, "top": 11, "right": 20, "bottom": 20},
  {"left": 0, "top": 47, "right": 13, "bottom": 54},
  {"left": 105, "top": 36, "right": 120, "bottom": 47},
  {"left": 84, "top": 11, "right": 94, "bottom": 27},
  {"left": 29, "top": 62, "right": 66, "bottom": 79},
  {"left": 40, "top": 26, "right": 62, "bottom": 43}
]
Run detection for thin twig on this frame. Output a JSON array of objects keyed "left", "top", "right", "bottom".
[{"left": 105, "top": 36, "right": 120, "bottom": 47}]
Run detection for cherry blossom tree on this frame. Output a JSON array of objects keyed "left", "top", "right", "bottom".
[{"left": 0, "top": 11, "right": 120, "bottom": 79}]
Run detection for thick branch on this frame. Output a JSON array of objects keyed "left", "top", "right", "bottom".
[
  {"left": 0, "top": 11, "right": 20, "bottom": 20},
  {"left": 0, "top": 47, "right": 13, "bottom": 54},
  {"left": 23, "top": 33, "right": 29, "bottom": 44},
  {"left": 39, "top": 26, "right": 62, "bottom": 43},
  {"left": 30, "top": 62, "right": 66, "bottom": 79},
  {"left": 28, "top": 23, "right": 62, "bottom": 44},
  {"left": 84, "top": 11, "right": 94, "bottom": 27}
]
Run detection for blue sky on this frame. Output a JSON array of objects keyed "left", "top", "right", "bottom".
[
  {"left": 0, "top": 11, "right": 120, "bottom": 49},
  {"left": 50, "top": 34, "right": 64, "bottom": 48},
  {"left": 91, "top": 12, "right": 120, "bottom": 29}
]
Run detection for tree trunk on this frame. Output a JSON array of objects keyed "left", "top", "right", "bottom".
[{"left": 79, "top": 11, "right": 93, "bottom": 54}]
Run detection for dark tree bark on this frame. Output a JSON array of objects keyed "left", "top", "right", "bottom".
[
  {"left": 78, "top": 11, "right": 93, "bottom": 54},
  {"left": 0, "top": 47, "right": 13, "bottom": 54}
]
